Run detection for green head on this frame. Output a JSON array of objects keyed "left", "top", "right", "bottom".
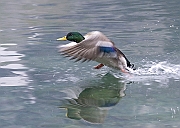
[{"left": 57, "top": 32, "right": 85, "bottom": 43}]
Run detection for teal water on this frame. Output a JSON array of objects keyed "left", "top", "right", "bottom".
[{"left": 0, "top": 0, "right": 180, "bottom": 127}]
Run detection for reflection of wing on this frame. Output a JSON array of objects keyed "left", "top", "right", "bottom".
[
  {"left": 60, "top": 87, "right": 83, "bottom": 100},
  {"left": 59, "top": 73, "right": 127, "bottom": 124},
  {"left": 76, "top": 87, "right": 121, "bottom": 107}
]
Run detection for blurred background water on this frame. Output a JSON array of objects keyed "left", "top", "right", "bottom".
[{"left": 0, "top": 0, "right": 180, "bottom": 127}]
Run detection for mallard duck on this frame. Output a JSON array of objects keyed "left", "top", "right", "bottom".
[{"left": 57, "top": 31, "right": 135, "bottom": 73}]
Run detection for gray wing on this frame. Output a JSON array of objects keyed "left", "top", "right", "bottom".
[{"left": 59, "top": 39, "right": 116, "bottom": 62}]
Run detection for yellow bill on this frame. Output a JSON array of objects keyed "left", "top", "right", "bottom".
[{"left": 57, "top": 36, "right": 67, "bottom": 41}]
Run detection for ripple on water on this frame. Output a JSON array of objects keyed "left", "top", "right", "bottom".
[{"left": 0, "top": 44, "right": 30, "bottom": 86}]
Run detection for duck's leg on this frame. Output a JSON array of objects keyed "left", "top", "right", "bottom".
[
  {"left": 94, "top": 63, "right": 104, "bottom": 69},
  {"left": 121, "top": 68, "right": 129, "bottom": 73}
]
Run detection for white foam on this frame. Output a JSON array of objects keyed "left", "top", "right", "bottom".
[
  {"left": 132, "top": 61, "right": 180, "bottom": 77},
  {"left": 110, "top": 61, "right": 180, "bottom": 83}
]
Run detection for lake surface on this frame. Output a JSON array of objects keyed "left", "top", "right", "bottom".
[{"left": 0, "top": 0, "right": 180, "bottom": 127}]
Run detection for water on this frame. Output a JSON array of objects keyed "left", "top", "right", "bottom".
[{"left": 0, "top": 0, "right": 180, "bottom": 127}]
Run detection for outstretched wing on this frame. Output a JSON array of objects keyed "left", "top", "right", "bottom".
[{"left": 59, "top": 39, "right": 118, "bottom": 62}]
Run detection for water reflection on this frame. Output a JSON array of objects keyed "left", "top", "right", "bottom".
[
  {"left": 60, "top": 73, "right": 127, "bottom": 124},
  {"left": 0, "top": 44, "right": 29, "bottom": 86}
]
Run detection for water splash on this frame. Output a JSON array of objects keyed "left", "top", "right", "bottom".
[
  {"left": 133, "top": 61, "right": 180, "bottom": 77},
  {"left": 110, "top": 61, "right": 180, "bottom": 84}
]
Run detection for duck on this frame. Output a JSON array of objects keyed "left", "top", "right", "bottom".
[{"left": 57, "top": 31, "right": 135, "bottom": 73}]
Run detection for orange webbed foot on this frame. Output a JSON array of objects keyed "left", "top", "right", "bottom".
[
  {"left": 120, "top": 68, "right": 133, "bottom": 77},
  {"left": 93, "top": 63, "right": 104, "bottom": 69},
  {"left": 121, "top": 68, "right": 129, "bottom": 73}
]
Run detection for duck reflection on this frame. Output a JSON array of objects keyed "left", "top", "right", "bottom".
[{"left": 59, "top": 73, "right": 127, "bottom": 124}]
